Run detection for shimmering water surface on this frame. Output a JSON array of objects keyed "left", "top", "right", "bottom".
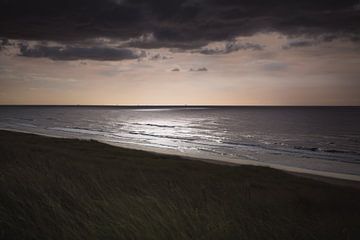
[{"left": 1, "top": 106, "right": 360, "bottom": 178}]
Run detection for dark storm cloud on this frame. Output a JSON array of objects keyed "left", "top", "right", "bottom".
[
  {"left": 149, "top": 53, "right": 172, "bottom": 61},
  {"left": 18, "top": 44, "right": 141, "bottom": 61},
  {"left": 0, "top": 38, "right": 9, "bottom": 46},
  {"left": 190, "top": 67, "right": 208, "bottom": 72},
  {"left": 0, "top": 38, "right": 11, "bottom": 50},
  {"left": 282, "top": 40, "right": 316, "bottom": 49},
  {"left": 195, "top": 41, "right": 263, "bottom": 55},
  {"left": 0, "top": 0, "right": 359, "bottom": 49}
]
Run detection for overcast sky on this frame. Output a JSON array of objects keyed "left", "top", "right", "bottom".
[{"left": 1, "top": 0, "right": 360, "bottom": 105}]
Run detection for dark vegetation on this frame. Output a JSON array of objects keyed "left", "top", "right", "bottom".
[{"left": 1, "top": 130, "right": 360, "bottom": 240}]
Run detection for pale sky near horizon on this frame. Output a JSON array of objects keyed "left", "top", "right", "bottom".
[{"left": 1, "top": 1, "right": 360, "bottom": 105}]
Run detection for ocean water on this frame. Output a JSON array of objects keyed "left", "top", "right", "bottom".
[{"left": 1, "top": 106, "right": 360, "bottom": 179}]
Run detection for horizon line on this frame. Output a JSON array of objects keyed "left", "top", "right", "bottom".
[{"left": 0, "top": 104, "right": 359, "bottom": 107}]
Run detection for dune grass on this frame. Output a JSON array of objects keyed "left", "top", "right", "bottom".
[{"left": 0, "top": 130, "right": 360, "bottom": 239}]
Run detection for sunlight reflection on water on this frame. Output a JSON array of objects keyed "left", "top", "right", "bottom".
[{"left": 1, "top": 106, "right": 360, "bottom": 178}]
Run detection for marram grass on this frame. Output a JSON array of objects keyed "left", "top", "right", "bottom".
[{"left": 1, "top": 130, "right": 360, "bottom": 240}]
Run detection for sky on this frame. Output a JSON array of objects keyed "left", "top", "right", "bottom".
[{"left": 0, "top": 0, "right": 360, "bottom": 105}]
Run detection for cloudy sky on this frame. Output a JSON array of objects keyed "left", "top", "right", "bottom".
[{"left": 1, "top": 0, "right": 360, "bottom": 105}]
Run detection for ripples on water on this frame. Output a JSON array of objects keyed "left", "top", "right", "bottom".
[{"left": 1, "top": 106, "right": 360, "bottom": 177}]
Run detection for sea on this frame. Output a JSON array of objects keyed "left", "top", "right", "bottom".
[{"left": 1, "top": 106, "right": 360, "bottom": 180}]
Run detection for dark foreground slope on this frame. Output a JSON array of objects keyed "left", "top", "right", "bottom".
[{"left": 0, "top": 130, "right": 360, "bottom": 240}]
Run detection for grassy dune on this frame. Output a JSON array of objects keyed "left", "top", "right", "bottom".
[{"left": 0, "top": 130, "right": 360, "bottom": 240}]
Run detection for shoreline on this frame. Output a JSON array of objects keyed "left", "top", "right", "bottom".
[{"left": 1, "top": 128, "right": 360, "bottom": 188}]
